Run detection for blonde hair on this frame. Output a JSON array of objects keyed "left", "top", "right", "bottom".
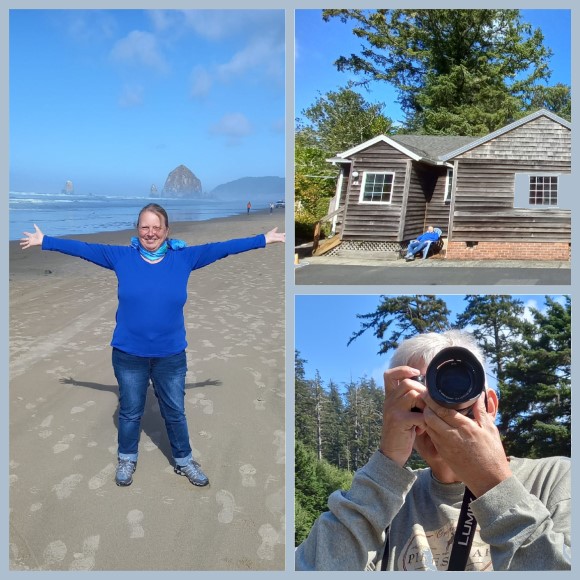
[{"left": 137, "top": 204, "right": 169, "bottom": 229}]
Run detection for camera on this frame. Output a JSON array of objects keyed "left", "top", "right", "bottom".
[{"left": 416, "top": 346, "right": 486, "bottom": 413}]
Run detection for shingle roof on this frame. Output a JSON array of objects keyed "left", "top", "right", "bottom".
[
  {"left": 331, "top": 109, "right": 570, "bottom": 165},
  {"left": 390, "top": 135, "right": 477, "bottom": 161}
]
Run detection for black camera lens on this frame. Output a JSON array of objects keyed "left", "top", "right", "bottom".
[{"left": 425, "top": 346, "right": 485, "bottom": 410}]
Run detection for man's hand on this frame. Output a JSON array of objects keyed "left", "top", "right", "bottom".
[
  {"left": 421, "top": 392, "right": 512, "bottom": 496},
  {"left": 380, "top": 366, "right": 427, "bottom": 467}
]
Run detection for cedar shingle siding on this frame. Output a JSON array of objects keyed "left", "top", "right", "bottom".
[{"left": 329, "top": 110, "right": 571, "bottom": 259}]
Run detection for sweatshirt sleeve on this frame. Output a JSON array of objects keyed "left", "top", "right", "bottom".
[
  {"left": 186, "top": 234, "right": 266, "bottom": 270},
  {"left": 295, "top": 451, "right": 416, "bottom": 571},
  {"left": 41, "top": 236, "right": 124, "bottom": 270},
  {"left": 471, "top": 459, "right": 571, "bottom": 570}
]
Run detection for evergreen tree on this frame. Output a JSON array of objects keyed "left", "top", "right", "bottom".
[
  {"left": 322, "top": 380, "right": 346, "bottom": 467},
  {"left": 295, "top": 441, "right": 329, "bottom": 544},
  {"left": 348, "top": 295, "right": 451, "bottom": 354},
  {"left": 501, "top": 297, "right": 571, "bottom": 458},
  {"left": 295, "top": 351, "right": 317, "bottom": 448},
  {"left": 454, "top": 295, "right": 529, "bottom": 385},
  {"left": 322, "top": 9, "right": 561, "bottom": 134}
]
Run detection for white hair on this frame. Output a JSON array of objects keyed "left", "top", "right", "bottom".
[{"left": 389, "top": 330, "right": 486, "bottom": 373}]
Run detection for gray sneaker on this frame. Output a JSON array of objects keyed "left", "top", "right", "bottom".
[
  {"left": 174, "top": 459, "right": 209, "bottom": 486},
  {"left": 115, "top": 459, "right": 137, "bottom": 486}
]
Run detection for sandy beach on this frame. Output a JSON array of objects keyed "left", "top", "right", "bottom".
[{"left": 9, "top": 210, "right": 285, "bottom": 571}]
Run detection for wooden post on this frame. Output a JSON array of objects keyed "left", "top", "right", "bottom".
[{"left": 313, "top": 221, "right": 321, "bottom": 254}]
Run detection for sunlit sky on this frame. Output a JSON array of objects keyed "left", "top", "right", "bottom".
[
  {"left": 295, "top": 295, "right": 569, "bottom": 391},
  {"left": 295, "top": 9, "right": 571, "bottom": 129},
  {"left": 9, "top": 9, "right": 285, "bottom": 196}
]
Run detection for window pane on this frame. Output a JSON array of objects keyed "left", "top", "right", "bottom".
[
  {"left": 528, "top": 175, "right": 558, "bottom": 206},
  {"left": 362, "top": 173, "right": 393, "bottom": 202}
]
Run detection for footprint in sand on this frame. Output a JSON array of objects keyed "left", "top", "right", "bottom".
[
  {"left": 53, "top": 434, "right": 75, "bottom": 454},
  {"left": 187, "top": 393, "right": 206, "bottom": 407},
  {"left": 199, "top": 399, "right": 214, "bottom": 414},
  {"left": 127, "top": 510, "right": 145, "bottom": 539},
  {"left": 88, "top": 463, "right": 115, "bottom": 490},
  {"left": 253, "top": 398, "right": 266, "bottom": 411},
  {"left": 70, "top": 401, "right": 95, "bottom": 414},
  {"left": 273, "top": 430, "right": 285, "bottom": 464},
  {"left": 43, "top": 540, "right": 67, "bottom": 567},
  {"left": 39, "top": 415, "right": 54, "bottom": 429},
  {"left": 257, "top": 523, "right": 279, "bottom": 560},
  {"left": 68, "top": 535, "right": 100, "bottom": 571},
  {"left": 244, "top": 367, "right": 266, "bottom": 389},
  {"left": 52, "top": 474, "right": 83, "bottom": 499},
  {"left": 216, "top": 490, "right": 236, "bottom": 524},
  {"left": 239, "top": 464, "right": 257, "bottom": 487}
]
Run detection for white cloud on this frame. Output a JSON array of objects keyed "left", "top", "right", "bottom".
[
  {"left": 65, "top": 11, "right": 117, "bottom": 44},
  {"left": 210, "top": 113, "right": 253, "bottom": 139},
  {"left": 110, "top": 30, "right": 169, "bottom": 74},
  {"left": 217, "top": 34, "right": 284, "bottom": 82},
  {"left": 190, "top": 65, "right": 213, "bottom": 98},
  {"left": 523, "top": 299, "right": 539, "bottom": 323},
  {"left": 147, "top": 10, "right": 178, "bottom": 32}
]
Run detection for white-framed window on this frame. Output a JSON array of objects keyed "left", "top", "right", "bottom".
[
  {"left": 515, "top": 173, "right": 561, "bottom": 208},
  {"left": 529, "top": 175, "right": 558, "bottom": 206},
  {"left": 359, "top": 172, "right": 395, "bottom": 204},
  {"left": 444, "top": 168, "right": 453, "bottom": 203}
]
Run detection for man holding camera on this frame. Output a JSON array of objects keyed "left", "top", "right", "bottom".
[{"left": 295, "top": 331, "right": 570, "bottom": 571}]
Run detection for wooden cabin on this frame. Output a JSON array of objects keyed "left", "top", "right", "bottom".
[{"left": 326, "top": 109, "right": 571, "bottom": 261}]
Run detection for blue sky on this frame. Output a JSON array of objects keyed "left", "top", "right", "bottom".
[
  {"left": 295, "top": 294, "right": 569, "bottom": 391},
  {"left": 9, "top": 10, "right": 285, "bottom": 196},
  {"left": 295, "top": 9, "right": 571, "bottom": 129}
]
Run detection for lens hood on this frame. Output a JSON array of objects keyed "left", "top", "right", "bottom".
[{"left": 425, "top": 346, "right": 485, "bottom": 408}]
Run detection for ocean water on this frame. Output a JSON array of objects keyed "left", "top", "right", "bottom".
[{"left": 9, "top": 192, "right": 270, "bottom": 241}]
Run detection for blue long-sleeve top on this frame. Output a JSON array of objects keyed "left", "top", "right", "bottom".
[
  {"left": 417, "top": 231, "right": 440, "bottom": 243},
  {"left": 42, "top": 234, "right": 266, "bottom": 357}
]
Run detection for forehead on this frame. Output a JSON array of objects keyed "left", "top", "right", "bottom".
[{"left": 139, "top": 210, "right": 164, "bottom": 225}]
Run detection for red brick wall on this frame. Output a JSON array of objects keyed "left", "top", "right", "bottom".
[{"left": 445, "top": 241, "right": 570, "bottom": 261}]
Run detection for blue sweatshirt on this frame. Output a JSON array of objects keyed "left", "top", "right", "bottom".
[
  {"left": 417, "top": 231, "right": 440, "bottom": 243},
  {"left": 42, "top": 234, "right": 266, "bottom": 357}
]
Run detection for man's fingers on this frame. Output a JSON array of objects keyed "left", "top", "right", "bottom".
[{"left": 384, "top": 366, "right": 422, "bottom": 390}]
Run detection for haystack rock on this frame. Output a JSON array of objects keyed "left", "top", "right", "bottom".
[{"left": 161, "top": 165, "right": 202, "bottom": 198}]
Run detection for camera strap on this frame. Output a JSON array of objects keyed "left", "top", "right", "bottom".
[{"left": 447, "top": 486, "right": 477, "bottom": 571}]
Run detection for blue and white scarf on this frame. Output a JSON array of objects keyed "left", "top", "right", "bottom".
[{"left": 130, "top": 237, "right": 187, "bottom": 261}]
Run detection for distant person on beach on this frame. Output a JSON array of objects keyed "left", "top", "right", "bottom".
[
  {"left": 247, "top": 201, "right": 252, "bottom": 214},
  {"left": 270, "top": 203, "right": 274, "bottom": 214},
  {"left": 20, "top": 203, "right": 285, "bottom": 489}
]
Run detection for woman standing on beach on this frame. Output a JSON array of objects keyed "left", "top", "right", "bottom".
[{"left": 20, "top": 203, "right": 285, "bottom": 488}]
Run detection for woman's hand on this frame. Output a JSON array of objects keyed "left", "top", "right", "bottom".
[
  {"left": 20, "top": 224, "right": 44, "bottom": 249},
  {"left": 264, "top": 227, "right": 285, "bottom": 244}
]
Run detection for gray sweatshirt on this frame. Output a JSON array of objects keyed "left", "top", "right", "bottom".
[{"left": 295, "top": 451, "right": 570, "bottom": 571}]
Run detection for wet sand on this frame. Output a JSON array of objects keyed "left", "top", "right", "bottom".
[{"left": 9, "top": 210, "right": 285, "bottom": 571}]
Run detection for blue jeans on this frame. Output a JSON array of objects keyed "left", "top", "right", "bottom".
[
  {"left": 112, "top": 348, "right": 192, "bottom": 466},
  {"left": 406, "top": 240, "right": 428, "bottom": 257}
]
